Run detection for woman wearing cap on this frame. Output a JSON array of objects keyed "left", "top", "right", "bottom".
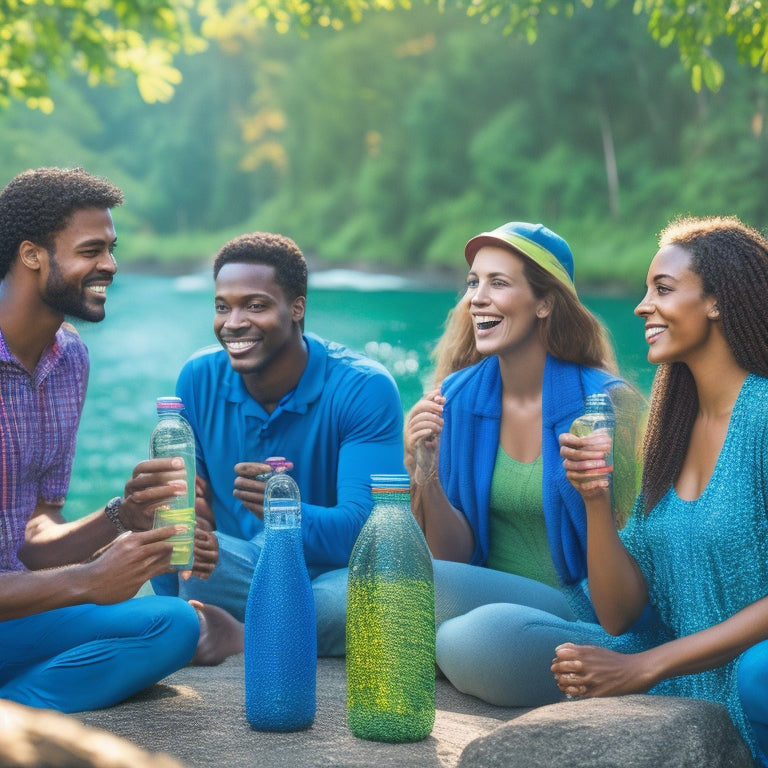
[
  {"left": 405, "top": 221, "right": 656, "bottom": 708},
  {"left": 553, "top": 216, "right": 768, "bottom": 765}
]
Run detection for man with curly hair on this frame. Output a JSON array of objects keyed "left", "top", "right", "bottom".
[{"left": 0, "top": 167, "right": 225, "bottom": 713}]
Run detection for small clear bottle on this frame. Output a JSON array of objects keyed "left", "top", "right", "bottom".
[
  {"left": 244, "top": 471, "right": 317, "bottom": 731},
  {"left": 148, "top": 396, "right": 196, "bottom": 570},
  {"left": 569, "top": 393, "right": 616, "bottom": 471},
  {"left": 346, "top": 474, "right": 436, "bottom": 742}
]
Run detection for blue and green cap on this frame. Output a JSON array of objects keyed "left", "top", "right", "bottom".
[{"left": 464, "top": 222, "right": 576, "bottom": 294}]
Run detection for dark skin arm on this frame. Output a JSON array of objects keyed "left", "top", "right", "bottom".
[
  {"left": 552, "top": 430, "right": 768, "bottom": 699},
  {"left": 558, "top": 430, "right": 648, "bottom": 634},
  {"left": 552, "top": 596, "right": 768, "bottom": 698},
  {"left": 0, "top": 525, "right": 185, "bottom": 622},
  {"left": 20, "top": 458, "right": 189, "bottom": 570}
]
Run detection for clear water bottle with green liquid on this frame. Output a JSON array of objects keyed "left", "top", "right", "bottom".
[
  {"left": 569, "top": 393, "right": 616, "bottom": 472},
  {"left": 148, "top": 396, "right": 196, "bottom": 570},
  {"left": 346, "top": 473, "right": 435, "bottom": 742}
]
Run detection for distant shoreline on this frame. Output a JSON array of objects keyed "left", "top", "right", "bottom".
[{"left": 118, "top": 256, "right": 631, "bottom": 295}]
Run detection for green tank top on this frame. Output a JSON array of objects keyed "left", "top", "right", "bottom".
[{"left": 485, "top": 446, "right": 560, "bottom": 589}]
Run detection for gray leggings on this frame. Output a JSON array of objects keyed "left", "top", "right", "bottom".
[{"left": 432, "top": 559, "right": 609, "bottom": 707}]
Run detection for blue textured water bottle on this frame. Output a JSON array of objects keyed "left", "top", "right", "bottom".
[{"left": 244, "top": 471, "right": 317, "bottom": 731}]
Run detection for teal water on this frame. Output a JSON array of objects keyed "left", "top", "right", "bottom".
[{"left": 65, "top": 271, "right": 653, "bottom": 518}]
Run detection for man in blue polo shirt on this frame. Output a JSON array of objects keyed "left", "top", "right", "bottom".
[{"left": 153, "top": 232, "right": 404, "bottom": 657}]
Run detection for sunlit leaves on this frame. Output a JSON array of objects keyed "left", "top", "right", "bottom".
[
  {"left": 233, "top": 0, "right": 767, "bottom": 94},
  {"left": 635, "top": 0, "right": 766, "bottom": 91},
  {"left": 2, "top": 0, "right": 768, "bottom": 110},
  {"left": 0, "top": 0, "right": 205, "bottom": 109}
]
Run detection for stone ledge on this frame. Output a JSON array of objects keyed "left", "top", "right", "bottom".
[
  {"left": 458, "top": 694, "right": 754, "bottom": 768},
  {"left": 2, "top": 660, "right": 755, "bottom": 767}
]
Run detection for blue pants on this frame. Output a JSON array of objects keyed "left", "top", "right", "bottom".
[
  {"left": 152, "top": 531, "right": 348, "bottom": 657},
  {"left": 738, "top": 640, "right": 768, "bottom": 766},
  {"left": 0, "top": 597, "right": 199, "bottom": 713},
  {"left": 434, "top": 561, "right": 768, "bottom": 766},
  {"left": 432, "top": 560, "right": 603, "bottom": 707}
]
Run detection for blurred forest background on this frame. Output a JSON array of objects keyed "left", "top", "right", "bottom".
[{"left": 2, "top": 1, "right": 768, "bottom": 287}]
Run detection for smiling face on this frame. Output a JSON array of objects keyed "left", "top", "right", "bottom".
[
  {"left": 213, "top": 261, "right": 306, "bottom": 376},
  {"left": 466, "top": 245, "right": 551, "bottom": 359},
  {"left": 635, "top": 243, "right": 720, "bottom": 366},
  {"left": 39, "top": 207, "right": 117, "bottom": 322}
]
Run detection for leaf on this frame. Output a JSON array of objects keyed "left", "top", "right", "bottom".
[
  {"left": 701, "top": 55, "right": 724, "bottom": 92},
  {"left": 690, "top": 62, "right": 702, "bottom": 92}
]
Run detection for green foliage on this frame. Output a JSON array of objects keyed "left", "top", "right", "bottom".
[
  {"left": 2, "top": 1, "right": 768, "bottom": 293},
  {"left": 0, "top": 0, "right": 207, "bottom": 110},
  {"left": 3, "top": 0, "right": 768, "bottom": 111},
  {"left": 636, "top": 0, "right": 767, "bottom": 92}
]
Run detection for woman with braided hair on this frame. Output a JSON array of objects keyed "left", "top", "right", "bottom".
[{"left": 554, "top": 215, "right": 768, "bottom": 765}]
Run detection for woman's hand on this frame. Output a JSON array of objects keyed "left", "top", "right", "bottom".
[
  {"left": 559, "top": 431, "right": 613, "bottom": 500},
  {"left": 405, "top": 389, "right": 445, "bottom": 485},
  {"left": 551, "top": 642, "right": 657, "bottom": 698}
]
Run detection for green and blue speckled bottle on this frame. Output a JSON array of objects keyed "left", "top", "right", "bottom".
[{"left": 346, "top": 474, "right": 435, "bottom": 742}]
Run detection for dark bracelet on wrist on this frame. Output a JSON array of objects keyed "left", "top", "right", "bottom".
[{"left": 104, "top": 496, "right": 128, "bottom": 534}]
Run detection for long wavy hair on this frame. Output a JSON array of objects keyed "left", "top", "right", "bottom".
[
  {"left": 431, "top": 251, "right": 617, "bottom": 385},
  {"left": 640, "top": 215, "right": 768, "bottom": 512}
]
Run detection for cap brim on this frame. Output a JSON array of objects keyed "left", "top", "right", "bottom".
[
  {"left": 464, "top": 231, "right": 576, "bottom": 294},
  {"left": 464, "top": 233, "right": 515, "bottom": 265}
]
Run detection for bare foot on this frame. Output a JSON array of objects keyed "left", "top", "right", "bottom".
[{"left": 189, "top": 599, "right": 244, "bottom": 666}]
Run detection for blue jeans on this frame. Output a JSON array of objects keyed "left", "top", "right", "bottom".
[
  {"left": 738, "top": 639, "right": 768, "bottom": 766},
  {"left": 152, "top": 531, "right": 348, "bottom": 657},
  {"left": 0, "top": 597, "right": 199, "bottom": 713}
]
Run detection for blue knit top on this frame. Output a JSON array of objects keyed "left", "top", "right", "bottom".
[{"left": 620, "top": 373, "right": 768, "bottom": 754}]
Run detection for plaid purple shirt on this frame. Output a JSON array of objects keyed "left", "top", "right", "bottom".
[{"left": 0, "top": 325, "right": 89, "bottom": 571}]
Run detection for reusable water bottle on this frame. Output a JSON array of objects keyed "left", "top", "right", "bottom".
[
  {"left": 244, "top": 471, "right": 317, "bottom": 731},
  {"left": 569, "top": 393, "right": 616, "bottom": 472},
  {"left": 346, "top": 474, "right": 436, "bottom": 742},
  {"left": 149, "top": 396, "right": 196, "bottom": 570}
]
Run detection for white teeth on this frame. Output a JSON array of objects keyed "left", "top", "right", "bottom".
[
  {"left": 645, "top": 327, "right": 665, "bottom": 341},
  {"left": 475, "top": 316, "right": 497, "bottom": 323},
  {"left": 226, "top": 340, "right": 255, "bottom": 351},
  {"left": 88, "top": 285, "right": 107, "bottom": 294}
]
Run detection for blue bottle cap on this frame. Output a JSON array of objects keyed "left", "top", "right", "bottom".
[{"left": 370, "top": 473, "right": 410, "bottom": 489}]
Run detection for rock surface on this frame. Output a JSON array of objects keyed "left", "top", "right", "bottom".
[
  {"left": 1, "top": 658, "right": 754, "bottom": 768},
  {"left": 0, "top": 699, "right": 185, "bottom": 768},
  {"left": 458, "top": 695, "right": 754, "bottom": 768}
]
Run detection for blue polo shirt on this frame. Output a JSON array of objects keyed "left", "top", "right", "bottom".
[{"left": 176, "top": 333, "right": 405, "bottom": 569}]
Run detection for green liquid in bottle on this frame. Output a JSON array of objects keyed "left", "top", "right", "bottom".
[
  {"left": 153, "top": 506, "right": 195, "bottom": 567},
  {"left": 346, "top": 576, "right": 435, "bottom": 742}
]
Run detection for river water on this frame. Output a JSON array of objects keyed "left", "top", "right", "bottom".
[{"left": 65, "top": 270, "right": 654, "bottom": 518}]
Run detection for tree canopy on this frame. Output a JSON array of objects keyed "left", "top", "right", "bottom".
[
  {"left": 1, "top": 0, "right": 767, "bottom": 110},
  {"left": 0, "top": 0, "right": 206, "bottom": 111},
  {"left": 3, "top": 0, "right": 767, "bottom": 285}
]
